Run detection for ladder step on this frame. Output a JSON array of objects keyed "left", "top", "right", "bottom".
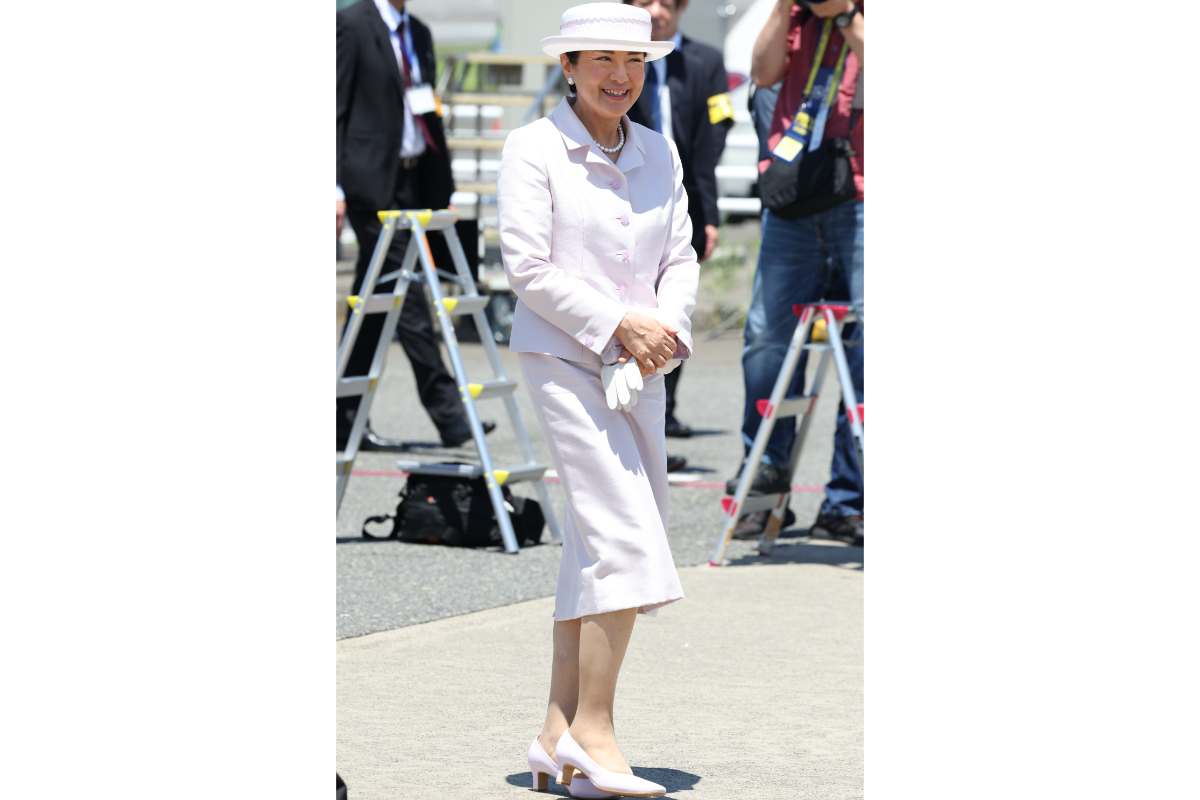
[
  {"left": 720, "top": 492, "right": 789, "bottom": 518},
  {"left": 492, "top": 464, "right": 548, "bottom": 485},
  {"left": 440, "top": 295, "right": 489, "bottom": 315},
  {"left": 396, "top": 461, "right": 484, "bottom": 478},
  {"left": 395, "top": 461, "right": 547, "bottom": 485},
  {"left": 792, "top": 302, "right": 854, "bottom": 322},
  {"left": 337, "top": 376, "right": 377, "bottom": 398},
  {"left": 466, "top": 380, "right": 517, "bottom": 399},
  {"left": 375, "top": 209, "right": 459, "bottom": 230},
  {"left": 755, "top": 395, "right": 817, "bottom": 420},
  {"left": 336, "top": 457, "right": 353, "bottom": 476},
  {"left": 348, "top": 293, "right": 403, "bottom": 314}
]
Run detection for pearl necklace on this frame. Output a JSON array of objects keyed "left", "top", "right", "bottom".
[{"left": 594, "top": 123, "right": 625, "bottom": 154}]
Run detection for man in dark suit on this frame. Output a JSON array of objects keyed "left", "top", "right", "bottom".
[
  {"left": 336, "top": 0, "right": 493, "bottom": 451},
  {"left": 625, "top": 0, "right": 734, "bottom": 442}
]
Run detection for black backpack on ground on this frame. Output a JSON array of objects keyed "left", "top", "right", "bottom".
[{"left": 362, "top": 472, "right": 544, "bottom": 548}]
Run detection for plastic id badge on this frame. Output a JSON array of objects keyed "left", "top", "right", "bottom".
[
  {"left": 771, "top": 103, "right": 815, "bottom": 162},
  {"left": 405, "top": 84, "right": 437, "bottom": 116},
  {"left": 772, "top": 133, "right": 805, "bottom": 163}
]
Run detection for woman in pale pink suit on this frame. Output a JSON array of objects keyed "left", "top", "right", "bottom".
[{"left": 501, "top": 5, "right": 699, "bottom": 798}]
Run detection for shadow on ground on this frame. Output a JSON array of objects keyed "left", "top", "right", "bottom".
[
  {"left": 506, "top": 768, "right": 701, "bottom": 796},
  {"left": 725, "top": 532, "right": 864, "bottom": 570}
]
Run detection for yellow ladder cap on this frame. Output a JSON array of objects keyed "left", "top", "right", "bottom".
[
  {"left": 812, "top": 318, "right": 828, "bottom": 342},
  {"left": 492, "top": 470, "right": 510, "bottom": 485},
  {"left": 441, "top": 297, "right": 458, "bottom": 313},
  {"left": 467, "top": 383, "right": 483, "bottom": 398},
  {"left": 348, "top": 295, "right": 359, "bottom": 309},
  {"left": 407, "top": 210, "right": 433, "bottom": 227}
]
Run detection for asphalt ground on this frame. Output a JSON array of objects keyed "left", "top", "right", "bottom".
[
  {"left": 337, "top": 318, "right": 858, "bottom": 640},
  {"left": 337, "top": 554, "right": 864, "bottom": 800}
]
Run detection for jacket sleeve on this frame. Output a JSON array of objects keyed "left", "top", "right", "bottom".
[
  {"left": 653, "top": 139, "right": 700, "bottom": 359},
  {"left": 336, "top": 11, "right": 356, "bottom": 193},
  {"left": 705, "top": 51, "right": 732, "bottom": 157},
  {"left": 696, "top": 49, "right": 731, "bottom": 229},
  {"left": 497, "top": 128, "right": 630, "bottom": 357}
]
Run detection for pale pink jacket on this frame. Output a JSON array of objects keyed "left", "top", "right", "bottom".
[{"left": 497, "top": 97, "right": 699, "bottom": 365}]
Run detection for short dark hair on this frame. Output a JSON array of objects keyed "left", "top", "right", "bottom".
[{"left": 566, "top": 51, "right": 579, "bottom": 94}]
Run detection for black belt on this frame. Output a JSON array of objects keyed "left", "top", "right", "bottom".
[{"left": 399, "top": 156, "right": 420, "bottom": 169}]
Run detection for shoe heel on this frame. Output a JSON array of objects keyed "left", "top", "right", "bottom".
[
  {"left": 560, "top": 764, "right": 576, "bottom": 786},
  {"left": 531, "top": 770, "right": 549, "bottom": 791}
]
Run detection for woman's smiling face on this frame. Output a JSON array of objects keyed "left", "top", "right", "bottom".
[{"left": 563, "top": 50, "right": 646, "bottom": 126}]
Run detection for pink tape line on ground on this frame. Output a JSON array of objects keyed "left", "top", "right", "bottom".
[{"left": 350, "top": 470, "right": 823, "bottom": 491}]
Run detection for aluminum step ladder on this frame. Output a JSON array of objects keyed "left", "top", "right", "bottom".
[
  {"left": 336, "top": 208, "right": 562, "bottom": 553},
  {"left": 710, "top": 302, "right": 863, "bottom": 565}
]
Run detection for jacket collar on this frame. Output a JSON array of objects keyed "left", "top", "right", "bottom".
[{"left": 550, "top": 97, "right": 645, "bottom": 172}]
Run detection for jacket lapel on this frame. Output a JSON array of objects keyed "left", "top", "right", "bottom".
[
  {"left": 409, "top": 17, "right": 433, "bottom": 83},
  {"left": 615, "top": 117, "right": 645, "bottom": 172},
  {"left": 551, "top": 98, "right": 605, "bottom": 166},
  {"left": 364, "top": 1, "right": 406, "bottom": 102},
  {"left": 665, "top": 48, "right": 688, "bottom": 140}
]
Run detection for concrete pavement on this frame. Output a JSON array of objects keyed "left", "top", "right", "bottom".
[{"left": 338, "top": 550, "right": 863, "bottom": 799}]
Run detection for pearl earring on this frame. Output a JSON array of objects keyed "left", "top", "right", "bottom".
[{"left": 567, "top": 76, "right": 574, "bottom": 85}]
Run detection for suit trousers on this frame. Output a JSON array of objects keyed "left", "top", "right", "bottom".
[
  {"left": 337, "top": 163, "right": 461, "bottom": 435},
  {"left": 663, "top": 360, "right": 683, "bottom": 422}
]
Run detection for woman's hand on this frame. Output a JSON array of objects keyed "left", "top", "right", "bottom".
[
  {"left": 615, "top": 312, "right": 678, "bottom": 373},
  {"left": 616, "top": 347, "right": 658, "bottom": 377}
]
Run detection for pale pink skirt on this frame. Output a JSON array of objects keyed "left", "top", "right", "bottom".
[{"left": 519, "top": 352, "right": 684, "bottom": 621}]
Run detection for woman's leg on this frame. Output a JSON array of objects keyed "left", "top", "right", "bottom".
[
  {"left": 538, "top": 618, "right": 581, "bottom": 760},
  {"left": 568, "top": 607, "right": 639, "bottom": 773}
]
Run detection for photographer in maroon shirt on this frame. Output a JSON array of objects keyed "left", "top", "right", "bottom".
[{"left": 732, "top": 0, "right": 865, "bottom": 545}]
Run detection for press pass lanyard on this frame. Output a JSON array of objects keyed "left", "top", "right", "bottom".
[{"left": 771, "top": 19, "right": 851, "bottom": 163}]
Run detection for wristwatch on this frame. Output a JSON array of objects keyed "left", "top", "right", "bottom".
[{"left": 834, "top": 5, "right": 859, "bottom": 28}]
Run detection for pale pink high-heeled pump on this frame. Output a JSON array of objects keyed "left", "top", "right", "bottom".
[
  {"left": 555, "top": 730, "right": 666, "bottom": 798},
  {"left": 527, "top": 736, "right": 616, "bottom": 798}
]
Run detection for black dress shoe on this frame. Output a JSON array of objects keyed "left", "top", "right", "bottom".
[
  {"left": 664, "top": 416, "right": 693, "bottom": 438},
  {"left": 666, "top": 454, "right": 687, "bottom": 473},
  {"left": 359, "top": 425, "right": 409, "bottom": 452},
  {"left": 724, "top": 461, "right": 791, "bottom": 496},
  {"left": 439, "top": 417, "right": 496, "bottom": 447}
]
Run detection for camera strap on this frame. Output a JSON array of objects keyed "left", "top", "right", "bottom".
[{"left": 771, "top": 19, "right": 851, "bottom": 163}]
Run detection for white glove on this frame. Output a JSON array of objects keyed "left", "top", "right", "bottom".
[{"left": 601, "top": 360, "right": 645, "bottom": 412}]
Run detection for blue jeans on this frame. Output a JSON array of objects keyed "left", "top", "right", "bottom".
[{"left": 741, "top": 201, "right": 864, "bottom": 516}]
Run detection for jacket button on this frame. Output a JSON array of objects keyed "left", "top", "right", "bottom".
[
  {"left": 619, "top": 284, "right": 627, "bottom": 296},
  {"left": 612, "top": 180, "right": 621, "bottom": 189},
  {"left": 620, "top": 214, "right": 629, "bottom": 226},
  {"left": 585, "top": 336, "right": 594, "bottom": 347},
  {"left": 621, "top": 251, "right": 630, "bottom": 262}
]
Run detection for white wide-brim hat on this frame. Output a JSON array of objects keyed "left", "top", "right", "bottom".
[{"left": 540, "top": 3, "right": 675, "bottom": 62}]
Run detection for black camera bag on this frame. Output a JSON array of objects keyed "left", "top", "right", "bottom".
[
  {"left": 759, "top": 135, "right": 857, "bottom": 220},
  {"left": 361, "top": 472, "right": 544, "bottom": 548}
]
